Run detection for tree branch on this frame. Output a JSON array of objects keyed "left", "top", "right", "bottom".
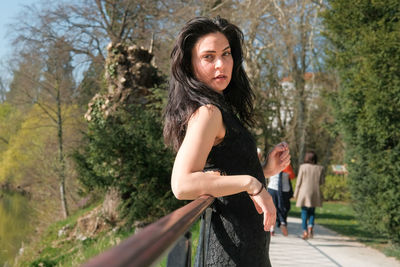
[{"left": 0, "top": 136, "right": 9, "bottom": 144}]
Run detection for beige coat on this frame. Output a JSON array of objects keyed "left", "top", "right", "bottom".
[{"left": 294, "top": 163, "right": 325, "bottom": 207}]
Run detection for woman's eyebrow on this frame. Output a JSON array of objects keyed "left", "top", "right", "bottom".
[{"left": 201, "top": 46, "right": 231, "bottom": 53}]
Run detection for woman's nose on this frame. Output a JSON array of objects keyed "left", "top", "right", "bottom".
[{"left": 215, "top": 57, "right": 223, "bottom": 69}]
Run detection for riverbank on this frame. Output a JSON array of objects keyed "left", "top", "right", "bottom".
[
  {"left": 13, "top": 203, "right": 134, "bottom": 266},
  {"left": 0, "top": 184, "right": 30, "bottom": 196},
  {"left": 0, "top": 191, "right": 33, "bottom": 265}
]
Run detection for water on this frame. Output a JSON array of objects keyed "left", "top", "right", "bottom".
[{"left": 0, "top": 192, "right": 33, "bottom": 265}]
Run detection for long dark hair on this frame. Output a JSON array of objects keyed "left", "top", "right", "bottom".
[{"left": 163, "top": 16, "right": 255, "bottom": 151}]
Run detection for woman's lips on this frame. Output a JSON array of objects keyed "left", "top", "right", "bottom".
[{"left": 214, "top": 75, "right": 227, "bottom": 80}]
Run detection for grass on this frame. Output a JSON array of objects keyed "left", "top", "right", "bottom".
[
  {"left": 15, "top": 203, "right": 135, "bottom": 267},
  {"left": 289, "top": 200, "right": 400, "bottom": 261}
]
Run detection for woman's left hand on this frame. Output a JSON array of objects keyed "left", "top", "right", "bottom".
[
  {"left": 250, "top": 188, "right": 277, "bottom": 231},
  {"left": 264, "top": 142, "right": 291, "bottom": 177}
]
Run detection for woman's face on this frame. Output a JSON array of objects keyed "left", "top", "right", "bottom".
[{"left": 191, "top": 32, "right": 233, "bottom": 94}]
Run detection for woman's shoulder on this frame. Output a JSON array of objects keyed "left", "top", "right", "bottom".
[
  {"left": 299, "top": 163, "right": 309, "bottom": 169},
  {"left": 187, "top": 104, "right": 225, "bottom": 143},
  {"left": 188, "top": 104, "right": 223, "bottom": 127},
  {"left": 193, "top": 104, "right": 222, "bottom": 118}
]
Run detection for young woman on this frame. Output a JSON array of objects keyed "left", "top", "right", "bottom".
[
  {"left": 267, "top": 164, "right": 295, "bottom": 236},
  {"left": 294, "top": 151, "right": 325, "bottom": 239},
  {"left": 164, "top": 16, "right": 290, "bottom": 266}
]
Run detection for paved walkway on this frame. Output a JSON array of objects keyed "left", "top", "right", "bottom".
[{"left": 269, "top": 217, "right": 400, "bottom": 267}]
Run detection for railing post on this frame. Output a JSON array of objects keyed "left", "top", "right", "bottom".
[
  {"left": 166, "top": 231, "right": 192, "bottom": 267},
  {"left": 194, "top": 207, "right": 212, "bottom": 267}
]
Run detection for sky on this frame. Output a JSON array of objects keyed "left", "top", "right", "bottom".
[{"left": 0, "top": 0, "right": 38, "bottom": 74}]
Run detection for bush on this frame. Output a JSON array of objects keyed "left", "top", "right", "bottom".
[
  {"left": 321, "top": 175, "right": 350, "bottom": 201},
  {"left": 323, "top": 0, "right": 400, "bottom": 243},
  {"left": 29, "top": 258, "right": 57, "bottom": 267},
  {"left": 73, "top": 88, "right": 182, "bottom": 226}
]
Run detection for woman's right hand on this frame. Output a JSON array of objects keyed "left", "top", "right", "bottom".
[{"left": 250, "top": 185, "right": 276, "bottom": 232}]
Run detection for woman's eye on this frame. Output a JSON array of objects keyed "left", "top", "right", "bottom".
[
  {"left": 203, "top": 54, "right": 214, "bottom": 60},
  {"left": 223, "top": 51, "right": 231, "bottom": 56}
]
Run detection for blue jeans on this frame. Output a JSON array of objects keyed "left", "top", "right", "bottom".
[
  {"left": 301, "top": 207, "right": 315, "bottom": 231},
  {"left": 267, "top": 188, "right": 291, "bottom": 227}
]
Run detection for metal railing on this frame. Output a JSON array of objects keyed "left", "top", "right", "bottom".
[{"left": 82, "top": 195, "right": 215, "bottom": 267}]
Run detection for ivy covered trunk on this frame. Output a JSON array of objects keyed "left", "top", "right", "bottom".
[{"left": 74, "top": 42, "right": 181, "bottom": 226}]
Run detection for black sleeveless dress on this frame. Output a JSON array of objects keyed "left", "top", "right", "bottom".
[{"left": 203, "top": 103, "right": 271, "bottom": 267}]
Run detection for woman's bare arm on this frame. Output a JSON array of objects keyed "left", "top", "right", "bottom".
[{"left": 171, "top": 104, "right": 261, "bottom": 200}]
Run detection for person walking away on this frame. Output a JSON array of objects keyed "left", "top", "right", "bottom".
[
  {"left": 267, "top": 164, "right": 295, "bottom": 236},
  {"left": 163, "top": 16, "right": 291, "bottom": 266},
  {"left": 294, "top": 151, "right": 325, "bottom": 239}
]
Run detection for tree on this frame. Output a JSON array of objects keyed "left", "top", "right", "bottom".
[
  {"left": 323, "top": 0, "right": 400, "bottom": 243},
  {"left": 5, "top": 38, "right": 79, "bottom": 219},
  {"left": 226, "top": 0, "right": 328, "bottom": 169},
  {"left": 42, "top": 38, "right": 76, "bottom": 218},
  {"left": 6, "top": 52, "right": 43, "bottom": 108}
]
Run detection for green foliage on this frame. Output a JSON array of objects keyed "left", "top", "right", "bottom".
[
  {"left": 321, "top": 175, "right": 350, "bottom": 201},
  {"left": 29, "top": 259, "right": 57, "bottom": 267},
  {"left": 0, "top": 103, "right": 82, "bottom": 188},
  {"left": 0, "top": 105, "right": 54, "bottom": 185},
  {"left": 0, "top": 103, "right": 23, "bottom": 157},
  {"left": 74, "top": 87, "right": 182, "bottom": 225},
  {"left": 323, "top": 0, "right": 400, "bottom": 243}
]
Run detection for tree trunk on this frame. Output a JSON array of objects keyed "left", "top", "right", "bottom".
[
  {"left": 59, "top": 179, "right": 68, "bottom": 218},
  {"left": 297, "top": 96, "right": 306, "bottom": 166},
  {"left": 56, "top": 84, "right": 69, "bottom": 218},
  {"left": 294, "top": 71, "right": 306, "bottom": 167},
  {"left": 0, "top": 78, "right": 5, "bottom": 103}
]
